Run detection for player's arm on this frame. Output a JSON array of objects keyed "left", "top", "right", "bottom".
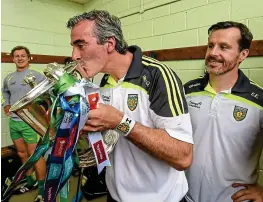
[
  {"left": 1, "top": 77, "right": 11, "bottom": 115},
  {"left": 127, "top": 67, "right": 193, "bottom": 170}
]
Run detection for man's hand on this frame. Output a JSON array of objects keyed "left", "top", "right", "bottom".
[
  {"left": 82, "top": 103, "right": 123, "bottom": 132},
  {"left": 231, "top": 183, "right": 263, "bottom": 202},
  {"left": 4, "top": 105, "right": 11, "bottom": 116}
]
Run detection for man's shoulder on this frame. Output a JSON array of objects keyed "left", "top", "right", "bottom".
[
  {"left": 247, "top": 81, "right": 263, "bottom": 107},
  {"left": 141, "top": 55, "right": 170, "bottom": 72},
  {"left": 4, "top": 72, "right": 16, "bottom": 80},
  {"left": 141, "top": 55, "right": 179, "bottom": 83},
  {"left": 141, "top": 56, "right": 186, "bottom": 91},
  {"left": 184, "top": 75, "right": 207, "bottom": 95}
]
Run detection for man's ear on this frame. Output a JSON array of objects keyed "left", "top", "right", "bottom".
[
  {"left": 106, "top": 37, "right": 116, "bottom": 53},
  {"left": 239, "top": 49, "right": 249, "bottom": 63}
]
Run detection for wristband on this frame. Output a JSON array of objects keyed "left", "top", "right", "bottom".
[{"left": 115, "top": 114, "right": 135, "bottom": 137}]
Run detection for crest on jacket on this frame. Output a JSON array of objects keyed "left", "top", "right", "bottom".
[
  {"left": 233, "top": 105, "right": 248, "bottom": 121},
  {"left": 127, "top": 94, "right": 138, "bottom": 111}
]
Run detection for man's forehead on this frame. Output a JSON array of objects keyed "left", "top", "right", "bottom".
[
  {"left": 70, "top": 20, "right": 95, "bottom": 43},
  {"left": 72, "top": 20, "right": 94, "bottom": 34},
  {"left": 208, "top": 28, "right": 241, "bottom": 45},
  {"left": 209, "top": 28, "right": 241, "bottom": 39},
  {"left": 14, "top": 49, "right": 27, "bottom": 55}
]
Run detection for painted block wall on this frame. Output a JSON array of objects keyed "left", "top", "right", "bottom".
[
  {"left": 1, "top": 0, "right": 83, "bottom": 147},
  {"left": 1, "top": 0, "right": 83, "bottom": 56},
  {"left": 83, "top": 0, "right": 263, "bottom": 185}
]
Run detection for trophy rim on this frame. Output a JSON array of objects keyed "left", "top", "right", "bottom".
[{"left": 10, "top": 78, "right": 55, "bottom": 112}]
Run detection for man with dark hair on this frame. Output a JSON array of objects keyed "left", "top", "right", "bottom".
[
  {"left": 10, "top": 46, "right": 31, "bottom": 57},
  {"left": 208, "top": 21, "right": 253, "bottom": 51},
  {"left": 2, "top": 46, "right": 47, "bottom": 202},
  {"left": 184, "top": 21, "right": 263, "bottom": 202},
  {"left": 67, "top": 10, "right": 193, "bottom": 202}
]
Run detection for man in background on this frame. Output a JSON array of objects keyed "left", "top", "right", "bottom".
[
  {"left": 184, "top": 21, "right": 263, "bottom": 202},
  {"left": 2, "top": 46, "right": 47, "bottom": 202}
]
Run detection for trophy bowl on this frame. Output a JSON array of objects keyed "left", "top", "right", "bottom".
[
  {"left": 10, "top": 78, "right": 56, "bottom": 138},
  {"left": 10, "top": 61, "right": 79, "bottom": 139},
  {"left": 10, "top": 61, "right": 119, "bottom": 167}
]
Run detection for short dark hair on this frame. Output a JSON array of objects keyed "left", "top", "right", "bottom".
[
  {"left": 66, "top": 10, "right": 128, "bottom": 54},
  {"left": 208, "top": 21, "right": 253, "bottom": 51},
  {"left": 11, "top": 46, "right": 31, "bottom": 57}
]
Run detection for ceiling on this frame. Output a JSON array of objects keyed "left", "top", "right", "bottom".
[{"left": 68, "top": 0, "right": 92, "bottom": 4}]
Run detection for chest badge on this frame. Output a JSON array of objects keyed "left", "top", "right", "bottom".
[
  {"left": 233, "top": 105, "right": 248, "bottom": 121},
  {"left": 127, "top": 94, "right": 138, "bottom": 111}
]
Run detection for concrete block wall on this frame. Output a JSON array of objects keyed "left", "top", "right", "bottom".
[
  {"left": 2, "top": 0, "right": 83, "bottom": 55},
  {"left": 84, "top": 0, "right": 263, "bottom": 185},
  {"left": 1, "top": 0, "right": 83, "bottom": 147}
]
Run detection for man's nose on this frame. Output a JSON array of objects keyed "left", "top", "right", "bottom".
[
  {"left": 210, "top": 46, "right": 220, "bottom": 56},
  {"left": 72, "top": 48, "right": 81, "bottom": 61}
]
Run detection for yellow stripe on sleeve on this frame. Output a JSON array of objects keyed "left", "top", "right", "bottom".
[
  {"left": 142, "top": 59, "right": 182, "bottom": 116},
  {"left": 143, "top": 56, "right": 185, "bottom": 115}
]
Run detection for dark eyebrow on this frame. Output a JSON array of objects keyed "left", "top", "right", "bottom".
[{"left": 71, "top": 39, "right": 85, "bottom": 46}]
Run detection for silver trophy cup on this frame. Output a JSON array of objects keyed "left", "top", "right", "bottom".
[{"left": 10, "top": 61, "right": 118, "bottom": 167}]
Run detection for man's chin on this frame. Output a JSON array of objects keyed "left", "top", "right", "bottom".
[
  {"left": 206, "top": 65, "right": 219, "bottom": 71},
  {"left": 208, "top": 69, "right": 229, "bottom": 76},
  {"left": 206, "top": 66, "right": 225, "bottom": 75}
]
